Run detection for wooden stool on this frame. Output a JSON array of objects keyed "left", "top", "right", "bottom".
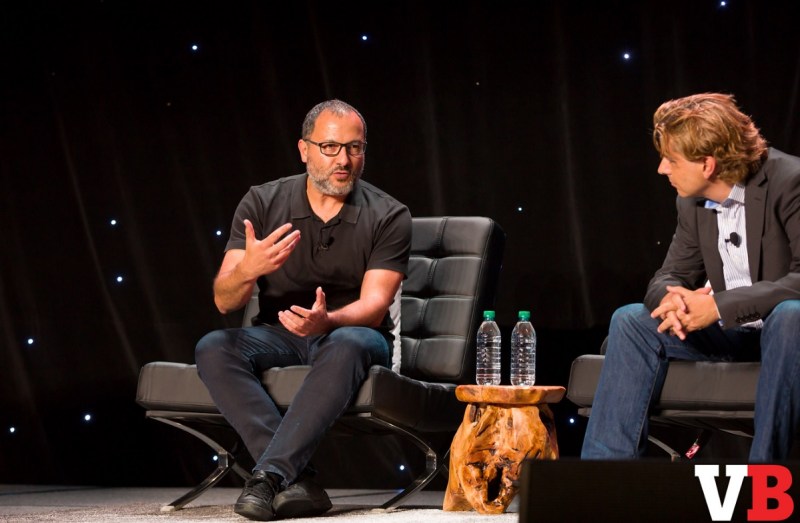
[{"left": 443, "top": 385, "right": 565, "bottom": 514}]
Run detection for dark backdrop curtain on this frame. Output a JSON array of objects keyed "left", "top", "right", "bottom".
[{"left": 1, "top": 0, "right": 799, "bottom": 484}]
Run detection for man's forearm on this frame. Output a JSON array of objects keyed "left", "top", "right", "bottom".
[
  {"left": 327, "top": 296, "right": 388, "bottom": 329},
  {"left": 213, "top": 265, "right": 257, "bottom": 314},
  {"left": 324, "top": 269, "right": 403, "bottom": 330}
]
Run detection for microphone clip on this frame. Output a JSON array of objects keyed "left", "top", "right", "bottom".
[{"left": 725, "top": 232, "right": 741, "bottom": 248}]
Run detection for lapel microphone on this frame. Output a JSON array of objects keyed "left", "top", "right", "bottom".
[{"left": 725, "top": 232, "right": 741, "bottom": 247}]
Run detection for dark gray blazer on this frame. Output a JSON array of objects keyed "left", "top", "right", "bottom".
[{"left": 644, "top": 148, "right": 800, "bottom": 328}]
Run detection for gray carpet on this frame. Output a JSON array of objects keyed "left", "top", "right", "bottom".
[{"left": 0, "top": 486, "right": 518, "bottom": 522}]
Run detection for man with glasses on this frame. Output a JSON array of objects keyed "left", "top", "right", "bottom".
[{"left": 195, "top": 99, "right": 411, "bottom": 521}]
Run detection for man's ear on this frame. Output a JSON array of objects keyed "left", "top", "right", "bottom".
[
  {"left": 702, "top": 156, "right": 717, "bottom": 180},
  {"left": 298, "top": 139, "right": 309, "bottom": 163}
]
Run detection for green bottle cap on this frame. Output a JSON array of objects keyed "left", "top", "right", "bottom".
[
  {"left": 518, "top": 310, "right": 531, "bottom": 321},
  {"left": 483, "top": 310, "right": 496, "bottom": 320}
]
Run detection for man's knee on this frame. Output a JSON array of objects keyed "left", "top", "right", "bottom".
[
  {"left": 611, "top": 303, "right": 650, "bottom": 328},
  {"left": 606, "top": 303, "right": 666, "bottom": 358},
  {"left": 766, "top": 300, "right": 800, "bottom": 328},
  {"left": 761, "top": 300, "right": 800, "bottom": 357},
  {"left": 195, "top": 329, "right": 232, "bottom": 368},
  {"left": 608, "top": 303, "right": 653, "bottom": 345},
  {"left": 315, "top": 327, "right": 387, "bottom": 368}
]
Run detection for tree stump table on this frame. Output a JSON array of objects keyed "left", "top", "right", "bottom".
[{"left": 442, "top": 385, "right": 565, "bottom": 514}]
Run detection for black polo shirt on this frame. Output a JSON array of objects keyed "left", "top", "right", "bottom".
[{"left": 225, "top": 173, "right": 411, "bottom": 333}]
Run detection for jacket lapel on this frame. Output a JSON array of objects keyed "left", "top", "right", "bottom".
[
  {"left": 696, "top": 198, "right": 724, "bottom": 289},
  {"left": 745, "top": 166, "right": 767, "bottom": 282}
]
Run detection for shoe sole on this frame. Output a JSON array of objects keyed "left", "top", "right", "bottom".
[
  {"left": 234, "top": 501, "right": 276, "bottom": 521},
  {"left": 273, "top": 497, "right": 332, "bottom": 518}
]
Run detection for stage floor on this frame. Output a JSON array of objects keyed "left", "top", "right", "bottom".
[{"left": 0, "top": 485, "right": 519, "bottom": 522}]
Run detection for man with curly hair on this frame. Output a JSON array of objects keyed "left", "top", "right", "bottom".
[{"left": 581, "top": 93, "right": 800, "bottom": 461}]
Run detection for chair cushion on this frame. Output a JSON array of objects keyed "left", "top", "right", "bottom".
[
  {"left": 567, "top": 355, "right": 761, "bottom": 411},
  {"left": 136, "top": 361, "right": 462, "bottom": 432},
  {"left": 398, "top": 216, "right": 504, "bottom": 384},
  {"left": 136, "top": 361, "right": 218, "bottom": 413}
]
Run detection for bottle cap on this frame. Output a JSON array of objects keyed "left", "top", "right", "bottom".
[
  {"left": 518, "top": 310, "right": 531, "bottom": 321},
  {"left": 483, "top": 310, "right": 496, "bottom": 320}
]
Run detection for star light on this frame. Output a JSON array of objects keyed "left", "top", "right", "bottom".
[
  {"left": 9, "top": 427, "right": 15, "bottom": 434},
  {"left": 720, "top": 1, "right": 727, "bottom": 6},
  {"left": 84, "top": 414, "right": 92, "bottom": 422},
  {"left": 398, "top": 465, "right": 406, "bottom": 471},
  {"left": 27, "top": 338, "right": 34, "bottom": 345},
  {"left": 191, "top": 44, "right": 199, "bottom": 52},
  {"left": 116, "top": 275, "right": 124, "bottom": 283},
  {"left": 361, "top": 35, "right": 368, "bottom": 41},
  {"left": 623, "top": 52, "right": 632, "bottom": 60},
  {"left": 569, "top": 417, "right": 576, "bottom": 424},
  {"left": 215, "top": 230, "right": 223, "bottom": 237}
]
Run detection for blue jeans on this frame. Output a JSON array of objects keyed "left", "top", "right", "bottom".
[
  {"left": 195, "top": 324, "right": 390, "bottom": 486},
  {"left": 581, "top": 300, "right": 800, "bottom": 462}
]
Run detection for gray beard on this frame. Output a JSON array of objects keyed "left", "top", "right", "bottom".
[
  {"left": 307, "top": 163, "right": 363, "bottom": 196},
  {"left": 308, "top": 173, "right": 356, "bottom": 196}
]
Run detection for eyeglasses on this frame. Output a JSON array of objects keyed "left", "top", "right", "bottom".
[{"left": 304, "top": 139, "right": 367, "bottom": 157}]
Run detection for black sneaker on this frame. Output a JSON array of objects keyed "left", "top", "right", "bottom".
[
  {"left": 272, "top": 476, "right": 332, "bottom": 518},
  {"left": 234, "top": 470, "right": 281, "bottom": 521}
]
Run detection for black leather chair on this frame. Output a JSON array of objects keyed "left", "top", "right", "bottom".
[
  {"left": 567, "top": 338, "right": 762, "bottom": 459},
  {"left": 136, "top": 216, "right": 505, "bottom": 510}
]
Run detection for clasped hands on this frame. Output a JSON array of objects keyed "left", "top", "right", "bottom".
[
  {"left": 239, "top": 219, "right": 331, "bottom": 336},
  {"left": 650, "top": 285, "right": 719, "bottom": 340}
]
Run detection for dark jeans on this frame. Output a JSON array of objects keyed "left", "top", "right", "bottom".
[
  {"left": 581, "top": 300, "right": 800, "bottom": 462},
  {"left": 195, "top": 324, "right": 390, "bottom": 486}
]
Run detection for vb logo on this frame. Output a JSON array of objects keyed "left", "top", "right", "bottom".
[{"left": 695, "top": 465, "right": 794, "bottom": 521}]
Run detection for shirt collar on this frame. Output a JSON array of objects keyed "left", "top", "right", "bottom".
[{"left": 704, "top": 183, "right": 746, "bottom": 210}]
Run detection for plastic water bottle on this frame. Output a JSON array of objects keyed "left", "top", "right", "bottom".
[
  {"left": 510, "top": 310, "right": 536, "bottom": 386},
  {"left": 476, "top": 310, "right": 501, "bottom": 385}
]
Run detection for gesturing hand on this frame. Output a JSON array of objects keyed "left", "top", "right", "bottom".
[
  {"left": 238, "top": 220, "right": 301, "bottom": 280},
  {"left": 278, "top": 287, "right": 331, "bottom": 337}
]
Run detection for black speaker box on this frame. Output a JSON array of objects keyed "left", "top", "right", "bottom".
[{"left": 518, "top": 459, "right": 800, "bottom": 523}]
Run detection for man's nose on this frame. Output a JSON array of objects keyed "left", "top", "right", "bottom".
[
  {"left": 658, "top": 158, "right": 670, "bottom": 175},
  {"left": 334, "top": 146, "right": 351, "bottom": 164}
]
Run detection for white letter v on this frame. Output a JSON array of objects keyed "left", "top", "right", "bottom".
[{"left": 695, "top": 464, "right": 747, "bottom": 521}]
